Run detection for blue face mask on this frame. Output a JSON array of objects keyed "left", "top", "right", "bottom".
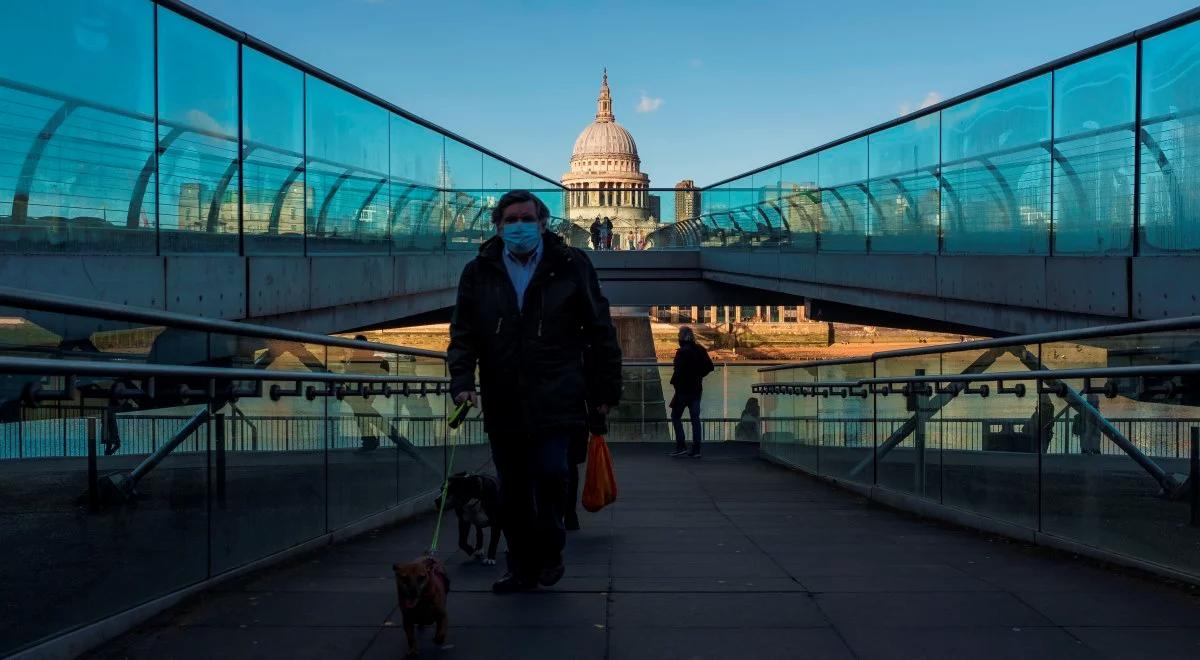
[{"left": 502, "top": 222, "right": 542, "bottom": 255}]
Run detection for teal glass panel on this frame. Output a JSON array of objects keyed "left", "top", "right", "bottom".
[
  {"left": 479, "top": 156, "right": 509, "bottom": 245},
  {"left": 751, "top": 167, "right": 784, "bottom": 245},
  {"left": 242, "top": 48, "right": 305, "bottom": 254},
  {"left": 0, "top": 0, "right": 156, "bottom": 253},
  {"left": 869, "top": 115, "right": 940, "bottom": 253},
  {"left": 389, "top": 115, "right": 442, "bottom": 187},
  {"left": 819, "top": 137, "right": 869, "bottom": 252},
  {"left": 157, "top": 8, "right": 239, "bottom": 254},
  {"left": 443, "top": 139, "right": 483, "bottom": 251},
  {"left": 389, "top": 114, "right": 442, "bottom": 251},
  {"left": 1053, "top": 46, "right": 1136, "bottom": 255},
  {"left": 511, "top": 169, "right": 536, "bottom": 192},
  {"left": 780, "top": 155, "right": 820, "bottom": 251},
  {"left": 940, "top": 75, "right": 1051, "bottom": 254},
  {"left": 306, "top": 77, "right": 390, "bottom": 253},
  {"left": 483, "top": 155, "right": 511, "bottom": 196},
  {"left": 728, "top": 175, "right": 757, "bottom": 246},
  {"left": 1140, "top": 21, "right": 1200, "bottom": 252}
]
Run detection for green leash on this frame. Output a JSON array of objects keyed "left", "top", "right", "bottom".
[{"left": 427, "top": 400, "right": 473, "bottom": 555}]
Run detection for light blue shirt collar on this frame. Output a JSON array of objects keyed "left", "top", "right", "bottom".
[{"left": 502, "top": 237, "right": 543, "bottom": 311}]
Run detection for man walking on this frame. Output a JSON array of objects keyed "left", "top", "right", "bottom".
[
  {"left": 669, "top": 326, "right": 714, "bottom": 458},
  {"left": 449, "top": 190, "right": 622, "bottom": 594},
  {"left": 603, "top": 217, "right": 614, "bottom": 250}
]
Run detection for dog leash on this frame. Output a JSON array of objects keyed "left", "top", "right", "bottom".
[{"left": 426, "top": 400, "right": 475, "bottom": 556}]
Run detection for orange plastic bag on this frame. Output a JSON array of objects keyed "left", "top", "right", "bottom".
[{"left": 581, "top": 434, "right": 617, "bottom": 512}]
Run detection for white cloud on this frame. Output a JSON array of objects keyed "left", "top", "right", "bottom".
[
  {"left": 919, "top": 91, "right": 944, "bottom": 109},
  {"left": 636, "top": 93, "right": 664, "bottom": 113},
  {"left": 185, "top": 110, "right": 230, "bottom": 136},
  {"left": 900, "top": 91, "right": 943, "bottom": 116}
]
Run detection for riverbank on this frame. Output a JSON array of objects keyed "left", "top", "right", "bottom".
[{"left": 349, "top": 321, "right": 976, "bottom": 362}]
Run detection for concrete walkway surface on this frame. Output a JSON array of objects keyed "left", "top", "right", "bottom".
[{"left": 88, "top": 443, "right": 1200, "bottom": 660}]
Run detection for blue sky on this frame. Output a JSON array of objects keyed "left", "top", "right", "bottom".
[{"left": 188, "top": 0, "right": 1196, "bottom": 189}]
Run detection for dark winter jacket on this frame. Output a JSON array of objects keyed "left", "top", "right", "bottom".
[
  {"left": 448, "top": 232, "right": 623, "bottom": 435},
  {"left": 670, "top": 341, "right": 715, "bottom": 406}
]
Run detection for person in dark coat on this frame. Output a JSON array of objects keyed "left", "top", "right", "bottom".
[
  {"left": 589, "top": 218, "right": 602, "bottom": 250},
  {"left": 669, "top": 326, "right": 714, "bottom": 458},
  {"left": 448, "top": 190, "right": 623, "bottom": 594},
  {"left": 603, "top": 217, "right": 614, "bottom": 250}
]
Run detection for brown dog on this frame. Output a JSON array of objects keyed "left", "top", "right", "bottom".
[{"left": 392, "top": 555, "right": 450, "bottom": 657}]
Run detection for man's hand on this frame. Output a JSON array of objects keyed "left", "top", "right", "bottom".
[
  {"left": 595, "top": 404, "right": 611, "bottom": 416},
  {"left": 454, "top": 391, "right": 478, "bottom": 407}
]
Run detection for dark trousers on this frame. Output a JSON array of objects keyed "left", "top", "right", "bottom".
[
  {"left": 671, "top": 396, "right": 702, "bottom": 453},
  {"left": 490, "top": 433, "right": 569, "bottom": 577}
]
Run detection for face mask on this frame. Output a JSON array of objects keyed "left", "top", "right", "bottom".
[{"left": 502, "top": 222, "right": 542, "bottom": 255}]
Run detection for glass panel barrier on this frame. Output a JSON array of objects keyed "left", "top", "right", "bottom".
[
  {"left": 1140, "top": 19, "right": 1200, "bottom": 253},
  {"left": 207, "top": 336, "right": 327, "bottom": 574},
  {"left": 444, "top": 138, "right": 483, "bottom": 253},
  {"left": 760, "top": 365, "right": 818, "bottom": 472},
  {"left": 389, "top": 114, "right": 443, "bottom": 251},
  {"left": 1041, "top": 332, "right": 1200, "bottom": 578},
  {"left": 874, "top": 353, "right": 942, "bottom": 500},
  {"left": 868, "top": 115, "right": 940, "bottom": 253},
  {"left": 157, "top": 8, "right": 239, "bottom": 255},
  {"left": 780, "top": 155, "right": 820, "bottom": 251},
  {"left": 242, "top": 48, "right": 306, "bottom": 255},
  {"left": 937, "top": 343, "right": 1039, "bottom": 528},
  {"left": 940, "top": 75, "right": 1052, "bottom": 255},
  {"left": 305, "top": 77, "right": 390, "bottom": 254},
  {"left": 0, "top": 0, "right": 156, "bottom": 254},
  {"left": 1052, "top": 46, "right": 1136, "bottom": 255},
  {"left": 0, "top": 297, "right": 451, "bottom": 656},
  {"left": 819, "top": 137, "right": 870, "bottom": 252},
  {"left": 816, "top": 361, "right": 874, "bottom": 485}
]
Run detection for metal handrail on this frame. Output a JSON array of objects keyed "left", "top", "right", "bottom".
[
  {"left": 0, "top": 356, "right": 449, "bottom": 386},
  {"left": 0, "top": 285, "right": 446, "bottom": 360},
  {"left": 759, "top": 314, "right": 1200, "bottom": 372},
  {"left": 755, "top": 363, "right": 1200, "bottom": 389}
]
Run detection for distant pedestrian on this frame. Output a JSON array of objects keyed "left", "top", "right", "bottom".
[
  {"left": 669, "top": 326, "right": 714, "bottom": 458},
  {"left": 1021, "top": 394, "right": 1056, "bottom": 453},
  {"left": 345, "top": 334, "right": 389, "bottom": 451},
  {"left": 603, "top": 218, "right": 614, "bottom": 250},
  {"left": 590, "top": 218, "right": 601, "bottom": 250}
]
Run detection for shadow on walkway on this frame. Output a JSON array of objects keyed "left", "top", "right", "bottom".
[{"left": 89, "top": 443, "right": 1200, "bottom": 660}]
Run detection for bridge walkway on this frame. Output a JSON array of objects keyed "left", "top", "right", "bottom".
[{"left": 88, "top": 444, "right": 1200, "bottom": 660}]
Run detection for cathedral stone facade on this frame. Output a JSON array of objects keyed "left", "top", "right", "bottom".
[{"left": 562, "top": 71, "right": 658, "bottom": 248}]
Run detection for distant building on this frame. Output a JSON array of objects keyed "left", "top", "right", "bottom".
[
  {"left": 674, "top": 179, "right": 700, "bottom": 222},
  {"left": 561, "top": 70, "right": 658, "bottom": 248},
  {"left": 649, "top": 194, "right": 661, "bottom": 223}
]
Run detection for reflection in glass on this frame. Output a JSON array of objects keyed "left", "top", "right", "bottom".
[
  {"left": 157, "top": 8, "right": 239, "bottom": 254},
  {"left": 819, "top": 138, "right": 869, "bottom": 252},
  {"left": 1140, "top": 21, "right": 1200, "bottom": 252},
  {"left": 941, "top": 76, "right": 1051, "bottom": 254},
  {"left": 1053, "top": 46, "right": 1136, "bottom": 255},
  {"left": 780, "top": 156, "right": 820, "bottom": 251},
  {"left": 242, "top": 49, "right": 306, "bottom": 254},
  {"left": 306, "top": 77, "right": 390, "bottom": 253},
  {"left": 869, "top": 116, "right": 940, "bottom": 253},
  {"left": 0, "top": 1, "right": 156, "bottom": 253},
  {"left": 390, "top": 114, "right": 443, "bottom": 251}
]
